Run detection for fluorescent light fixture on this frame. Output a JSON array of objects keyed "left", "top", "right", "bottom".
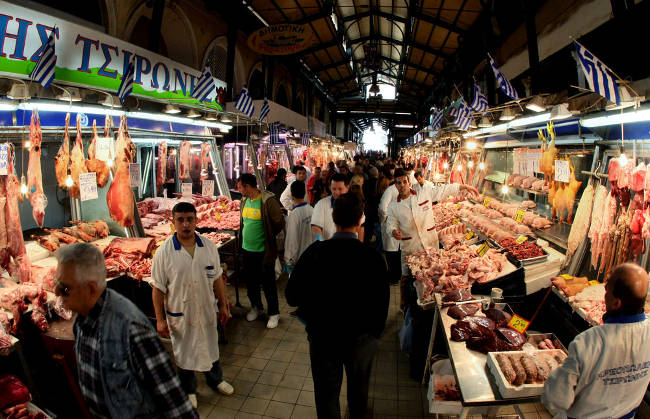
[
  {"left": 131, "top": 138, "right": 206, "bottom": 146},
  {"left": 205, "top": 113, "right": 217, "bottom": 121},
  {"left": 7, "top": 83, "right": 29, "bottom": 100},
  {"left": 220, "top": 114, "right": 232, "bottom": 123},
  {"left": 129, "top": 111, "right": 232, "bottom": 130},
  {"left": 19, "top": 101, "right": 124, "bottom": 116},
  {"left": 395, "top": 112, "right": 412, "bottom": 115},
  {"left": 581, "top": 108, "right": 650, "bottom": 128},
  {"left": 56, "top": 87, "right": 82, "bottom": 102},
  {"left": 100, "top": 95, "right": 121, "bottom": 107},
  {"left": 336, "top": 110, "right": 346, "bottom": 113},
  {"left": 508, "top": 112, "right": 552, "bottom": 128},
  {"left": 0, "top": 100, "right": 17, "bottom": 111},
  {"left": 478, "top": 117, "right": 492, "bottom": 128},
  {"left": 164, "top": 104, "right": 181, "bottom": 114},
  {"left": 499, "top": 108, "right": 517, "bottom": 121},
  {"left": 526, "top": 96, "right": 546, "bottom": 112},
  {"left": 395, "top": 124, "right": 415, "bottom": 128},
  {"left": 186, "top": 109, "right": 201, "bottom": 118},
  {"left": 550, "top": 103, "right": 572, "bottom": 120}
]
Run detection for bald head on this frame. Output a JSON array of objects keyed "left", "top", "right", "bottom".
[{"left": 606, "top": 263, "right": 649, "bottom": 315}]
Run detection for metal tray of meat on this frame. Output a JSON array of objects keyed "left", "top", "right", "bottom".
[{"left": 515, "top": 247, "right": 549, "bottom": 266}]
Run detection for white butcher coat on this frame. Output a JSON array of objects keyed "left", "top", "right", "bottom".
[
  {"left": 379, "top": 185, "right": 400, "bottom": 252},
  {"left": 280, "top": 179, "right": 297, "bottom": 212},
  {"left": 542, "top": 313, "right": 650, "bottom": 419},
  {"left": 413, "top": 180, "right": 434, "bottom": 195},
  {"left": 151, "top": 233, "right": 222, "bottom": 371},
  {"left": 311, "top": 195, "right": 365, "bottom": 240},
  {"left": 284, "top": 202, "right": 314, "bottom": 265}
]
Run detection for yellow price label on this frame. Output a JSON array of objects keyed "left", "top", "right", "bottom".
[
  {"left": 465, "top": 231, "right": 475, "bottom": 240},
  {"left": 507, "top": 314, "right": 531, "bottom": 334},
  {"left": 452, "top": 218, "right": 460, "bottom": 224},
  {"left": 589, "top": 280, "right": 600, "bottom": 286},
  {"left": 561, "top": 274, "right": 573, "bottom": 280},
  {"left": 515, "top": 235, "right": 528, "bottom": 244},
  {"left": 483, "top": 197, "right": 491, "bottom": 207},
  {"left": 215, "top": 212, "right": 221, "bottom": 221},
  {"left": 456, "top": 203, "right": 461, "bottom": 210},
  {"left": 222, "top": 203, "right": 227, "bottom": 210},
  {"left": 170, "top": 223, "right": 175, "bottom": 233},
  {"left": 514, "top": 209, "right": 525, "bottom": 223},
  {"left": 477, "top": 243, "right": 489, "bottom": 257}
]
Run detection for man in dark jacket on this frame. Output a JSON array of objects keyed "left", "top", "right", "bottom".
[
  {"left": 238, "top": 173, "right": 285, "bottom": 329},
  {"left": 286, "top": 193, "right": 390, "bottom": 419},
  {"left": 266, "top": 168, "right": 287, "bottom": 206}
]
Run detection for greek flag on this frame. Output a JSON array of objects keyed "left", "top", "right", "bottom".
[
  {"left": 259, "top": 99, "right": 270, "bottom": 121},
  {"left": 235, "top": 87, "right": 255, "bottom": 118},
  {"left": 430, "top": 108, "right": 443, "bottom": 131},
  {"left": 451, "top": 100, "right": 472, "bottom": 131},
  {"left": 191, "top": 66, "right": 216, "bottom": 102},
  {"left": 301, "top": 131, "right": 311, "bottom": 146},
  {"left": 470, "top": 81, "right": 488, "bottom": 113},
  {"left": 487, "top": 53, "right": 519, "bottom": 100},
  {"left": 269, "top": 121, "right": 281, "bottom": 144},
  {"left": 30, "top": 28, "right": 57, "bottom": 89},
  {"left": 117, "top": 56, "right": 135, "bottom": 103},
  {"left": 574, "top": 41, "right": 620, "bottom": 105}
]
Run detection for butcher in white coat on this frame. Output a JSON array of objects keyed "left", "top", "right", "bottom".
[
  {"left": 385, "top": 168, "right": 478, "bottom": 308},
  {"left": 542, "top": 263, "right": 650, "bottom": 419},
  {"left": 284, "top": 180, "right": 314, "bottom": 269},
  {"left": 280, "top": 166, "right": 307, "bottom": 212},
  {"left": 413, "top": 169, "right": 434, "bottom": 195}
]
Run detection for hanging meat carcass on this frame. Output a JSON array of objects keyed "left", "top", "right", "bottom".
[
  {"left": 594, "top": 192, "right": 618, "bottom": 274},
  {"left": 538, "top": 122, "right": 557, "bottom": 185},
  {"left": 55, "top": 113, "right": 71, "bottom": 189},
  {"left": 69, "top": 115, "right": 88, "bottom": 198},
  {"left": 200, "top": 142, "right": 211, "bottom": 180},
  {"left": 156, "top": 141, "right": 167, "bottom": 194},
  {"left": 106, "top": 116, "right": 135, "bottom": 227},
  {"left": 85, "top": 120, "right": 111, "bottom": 188},
  {"left": 563, "top": 181, "right": 594, "bottom": 268},
  {"left": 179, "top": 140, "right": 190, "bottom": 180},
  {"left": 27, "top": 110, "right": 45, "bottom": 227},
  {"left": 588, "top": 184, "right": 608, "bottom": 269},
  {"left": 632, "top": 162, "right": 646, "bottom": 192}
]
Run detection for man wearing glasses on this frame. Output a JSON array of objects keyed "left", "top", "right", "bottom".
[{"left": 55, "top": 243, "right": 198, "bottom": 418}]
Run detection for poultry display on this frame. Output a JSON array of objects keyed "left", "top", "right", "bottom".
[
  {"left": 550, "top": 158, "right": 582, "bottom": 223},
  {"left": 538, "top": 122, "right": 557, "bottom": 186}
]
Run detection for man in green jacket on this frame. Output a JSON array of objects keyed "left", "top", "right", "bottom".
[{"left": 237, "top": 173, "right": 285, "bottom": 329}]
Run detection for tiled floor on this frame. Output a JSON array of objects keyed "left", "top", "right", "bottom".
[{"left": 192, "top": 279, "right": 551, "bottom": 418}]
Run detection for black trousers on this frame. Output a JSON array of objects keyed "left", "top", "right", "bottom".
[
  {"left": 384, "top": 250, "right": 401, "bottom": 284},
  {"left": 309, "top": 334, "right": 378, "bottom": 419},
  {"left": 243, "top": 249, "right": 279, "bottom": 315}
]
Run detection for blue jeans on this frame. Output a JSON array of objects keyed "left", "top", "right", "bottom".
[{"left": 178, "top": 360, "right": 223, "bottom": 394}]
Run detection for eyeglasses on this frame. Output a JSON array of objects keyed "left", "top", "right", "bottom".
[{"left": 55, "top": 281, "right": 72, "bottom": 297}]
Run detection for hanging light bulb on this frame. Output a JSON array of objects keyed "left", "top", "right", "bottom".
[
  {"left": 443, "top": 162, "right": 449, "bottom": 169},
  {"left": 65, "top": 174, "right": 74, "bottom": 188},
  {"left": 479, "top": 162, "right": 485, "bottom": 170},
  {"left": 24, "top": 139, "right": 31, "bottom": 149},
  {"left": 106, "top": 159, "right": 114, "bottom": 168},
  {"left": 501, "top": 184, "right": 509, "bottom": 194},
  {"left": 619, "top": 152, "right": 628, "bottom": 166},
  {"left": 434, "top": 173, "right": 441, "bottom": 180},
  {"left": 468, "top": 161, "right": 474, "bottom": 168},
  {"left": 457, "top": 164, "right": 463, "bottom": 172},
  {"left": 20, "top": 175, "right": 27, "bottom": 195}
]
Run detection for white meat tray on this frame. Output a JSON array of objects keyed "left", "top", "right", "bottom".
[{"left": 487, "top": 349, "right": 565, "bottom": 399}]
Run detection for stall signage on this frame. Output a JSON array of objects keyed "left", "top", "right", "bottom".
[
  {"left": 507, "top": 314, "right": 530, "bottom": 334},
  {"left": 247, "top": 24, "right": 314, "bottom": 55},
  {"left": 95, "top": 137, "right": 114, "bottom": 162},
  {"left": 514, "top": 209, "right": 525, "bottom": 223},
  {"left": 0, "top": 1, "right": 225, "bottom": 108},
  {"left": 465, "top": 231, "right": 474, "bottom": 240},
  {"left": 0, "top": 143, "right": 7, "bottom": 175},
  {"left": 129, "top": 163, "right": 141, "bottom": 187},
  {"left": 561, "top": 273, "right": 573, "bottom": 280},
  {"left": 515, "top": 235, "right": 528, "bottom": 244},
  {"left": 477, "top": 243, "right": 489, "bottom": 257},
  {"left": 554, "top": 160, "right": 570, "bottom": 183},
  {"left": 181, "top": 182, "right": 192, "bottom": 197},
  {"left": 483, "top": 197, "right": 491, "bottom": 207},
  {"left": 79, "top": 172, "right": 98, "bottom": 201},
  {"left": 201, "top": 179, "right": 214, "bottom": 197}
]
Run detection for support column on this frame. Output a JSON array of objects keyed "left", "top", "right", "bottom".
[
  {"left": 524, "top": 0, "right": 540, "bottom": 95},
  {"left": 265, "top": 57, "right": 275, "bottom": 100},
  {"left": 225, "top": 23, "right": 237, "bottom": 101},
  {"left": 147, "top": 0, "right": 165, "bottom": 53}
]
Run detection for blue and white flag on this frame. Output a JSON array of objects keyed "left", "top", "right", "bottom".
[
  {"left": 574, "top": 41, "right": 620, "bottom": 105},
  {"left": 191, "top": 66, "right": 216, "bottom": 102},
  {"left": 430, "top": 108, "right": 444, "bottom": 131},
  {"left": 117, "top": 56, "right": 135, "bottom": 103},
  {"left": 451, "top": 100, "right": 472, "bottom": 131},
  {"left": 235, "top": 87, "right": 255, "bottom": 118},
  {"left": 487, "top": 53, "right": 519, "bottom": 100},
  {"left": 269, "top": 121, "right": 281, "bottom": 144},
  {"left": 259, "top": 98, "right": 270, "bottom": 121},
  {"left": 301, "top": 131, "right": 311, "bottom": 146},
  {"left": 470, "top": 81, "right": 488, "bottom": 113},
  {"left": 30, "top": 28, "right": 57, "bottom": 89}
]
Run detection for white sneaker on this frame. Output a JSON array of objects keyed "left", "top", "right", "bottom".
[
  {"left": 217, "top": 380, "right": 235, "bottom": 396},
  {"left": 246, "top": 307, "right": 262, "bottom": 322},
  {"left": 267, "top": 314, "right": 280, "bottom": 329},
  {"left": 188, "top": 393, "right": 197, "bottom": 409}
]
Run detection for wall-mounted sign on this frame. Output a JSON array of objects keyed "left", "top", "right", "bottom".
[
  {"left": 0, "top": 1, "right": 225, "bottom": 107},
  {"left": 247, "top": 24, "right": 314, "bottom": 55}
]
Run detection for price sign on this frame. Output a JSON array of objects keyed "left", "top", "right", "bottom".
[
  {"left": 515, "top": 235, "right": 528, "bottom": 244},
  {"left": 96, "top": 137, "right": 113, "bottom": 162},
  {"left": 477, "top": 242, "right": 489, "bottom": 257},
  {"left": 129, "top": 163, "right": 141, "bottom": 187},
  {"left": 452, "top": 218, "right": 460, "bottom": 224},
  {"left": 202, "top": 180, "right": 214, "bottom": 197},
  {"left": 554, "top": 160, "right": 570, "bottom": 183},
  {"left": 456, "top": 203, "right": 461, "bottom": 210},
  {"left": 0, "top": 144, "right": 8, "bottom": 175},
  {"left": 79, "top": 172, "right": 98, "bottom": 201},
  {"left": 483, "top": 197, "right": 491, "bottom": 207},
  {"left": 182, "top": 183, "right": 192, "bottom": 197},
  {"left": 152, "top": 240, "right": 165, "bottom": 257},
  {"left": 222, "top": 203, "right": 227, "bottom": 211},
  {"left": 214, "top": 212, "right": 221, "bottom": 220},
  {"left": 465, "top": 231, "right": 475, "bottom": 240},
  {"left": 507, "top": 314, "right": 531, "bottom": 334},
  {"left": 589, "top": 280, "right": 600, "bottom": 286},
  {"left": 561, "top": 273, "right": 573, "bottom": 280},
  {"left": 514, "top": 209, "right": 525, "bottom": 223},
  {"left": 170, "top": 223, "right": 175, "bottom": 233}
]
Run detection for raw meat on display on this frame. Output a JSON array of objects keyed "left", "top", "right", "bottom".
[
  {"left": 498, "top": 238, "right": 545, "bottom": 260},
  {"left": 632, "top": 162, "right": 646, "bottom": 192},
  {"left": 104, "top": 237, "right": 155, "bottom": 257},
  {"left": 447, "top": 304, "right": 480, "bottom": 319},
  {"left": 484, "top": 308, "right": 512, "bottom": 327},
  {"left": 465, "top": 249, "right": 508, "bottom": 283},
  {"left": 27, "top": 110, "right": 45, "bottom": 227},
  {"left": 85, "top": 120, "right": 110, "bottom": 188},
  {"left": 551, "top": 276, "right": 589, "bottom": 297},
  {"left": 54, "top": 113, "right": 70, "bottom": 189},
  {"left": 0, "top": 197, "right": 6, "bottom": 249},
  {"left": 69, "top": 115, "right": 88, "bottom": 198},
  {"left": 564, "top": 183, "right": 594, "bottom": 266},
  {"left": 179, "top": 140, "right": 190, "bottom": 180},
  {"left": 156, "top": 141, "right": 167, "bottom": 194},
  {"left": 103, "top": 237, "right": 154, "bottom": 280},
  {"left": 200, "top": 142, "right": 211, "bottom": 179},
  {"left": 442, "top": 289, "right": 473, "bottom": 303},
  {"left": 106, "top": 116, "right": 135, "bottom": 227}
]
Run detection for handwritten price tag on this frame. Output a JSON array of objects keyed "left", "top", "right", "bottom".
[
  {"left": 96, "top": 137, "right": 113, "bottom": 162},
  {"left": 170, "top": 223, "right": 175, "bottom": 233},
  {"left": 0, "top": 144, "right": 8, "bottom": 175},
  {"left": 465, "top": 231, "right": 475, "bottom": 240},
  {"left": 483, "top": 197, "right": 491, "bottom": 207},
  {"left": 79, "top": 172, "right": 98, "bottom": 201},
  {"left": 515, "top": 235, "right": 528, "bottom": 244},
  {"left": 202, "top": 179, "right": 214, "bottom": 197},
  {"left": 222, "top": 203, "right": 227, "bottom": 210},
  {"left": 452, "top": 218, "right": 460, "bottom": 224},
  {"left": 214, "top": 212, "right": 221, "bottom": 221},
  {"left": 477, "top": 243, "right": 489, "bottom": 257},
  {"left": 554, "top": 160, "right": 570, "bottom": 183},
  {"left": 514, "top": 209, "right": 525, "bottom": 223},
  {"left": 129, "top": 163, "right": 141, "bottom": 187},
  {"left": 507, "top": 314, "right": 531, "bottom": 334},
  {"left": 589, "top": 280, "right": 600, "bottom": 286},
  {"left": 182, "top": 183, "right": 193, "bottom": 197},
  {"left": 561, "top": 274, "right": 573, "bottom": 280}
]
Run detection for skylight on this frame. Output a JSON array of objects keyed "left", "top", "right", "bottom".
[{"left": 365, "top": 83, "right": 396, "bottom": 100}]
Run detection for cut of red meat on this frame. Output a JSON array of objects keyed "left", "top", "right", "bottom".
[{"left": 447, "top": 304, "right": 480, "bottom": 319}]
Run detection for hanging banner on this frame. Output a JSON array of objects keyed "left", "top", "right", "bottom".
[
  {"left": 0, "top": 1, "right": 225, "bottom": 107},
  {"left": 247, "top": 24, "right": 314, "bottom": 55},
  {"left": 79, "top": 172, "right": 98, "bottom": 201}
]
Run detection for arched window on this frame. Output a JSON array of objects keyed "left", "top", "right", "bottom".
[
  {"left": 249, "top": 70, "right": 265, "bottom": 100},
  {"left": 205, "top": 45, "right": 227, "bottom": 81},
  {"left": 276, "top": 85, "right": 289, "bottom": 108},
  {"left": 293, "top": 94, "right": 304, "bottom": 114}
]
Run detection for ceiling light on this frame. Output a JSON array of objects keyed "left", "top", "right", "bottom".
[
  {"left": 65, "top": 174, "right": 74, "bottom": 188},
  {"left": 434, "top": 173, "right": 441, "bottom": 180},
  {"left": 581, "top": 108, "right": 650, "bottom": 128},
  {"left": 550, "top": 103, "right": 573, "bottom": 120},
  {"left": 205, "top": 113, "right": 217, "bottom": 121},
  {"left": 468, "top": 161, "right": 474, "bottom": 168},
  {"left": 164, "top": 104, "right": 181, "bottom": 114},
  {"left": 479, "top": 162, "right": 485, "bottom": 170},
  {"left": 443, "top": 162, "right": 448, "bottom": 169},
  {"left": 186, "top": 109, "right": 201, "bottom": 118},
  {"left": 526, "top": 96, "right": 546, "bottom": 112},
  {"left": 619, "top": 152, "right": 628, "bottom": 167},
  {"left": 457, "top": 165, "right": 463, "bottom": 171},
  {"left": 478, "top": 117, "right": 492, "bottom": 128},
  {"left": 7, "top": 83, "right": 30, "bottom": 100},
  {"left": 501, "top": 184, "right": 509, "bottom": 194},
  {"left": 56, "top": 87, "right": 82, "bottom": 102},
  {"left": 221, "top": 114, "right": 232, "bottom": 123},
  {"left": 499, "top": 108, "right": 517, "bottom": 121},
  {"left": 100, "top": 95, "right": 121, "bottom": 107}
]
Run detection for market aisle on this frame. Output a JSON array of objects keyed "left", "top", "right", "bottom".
[{"left": 194, "top": 281, "right": 552, "bottom": 419}]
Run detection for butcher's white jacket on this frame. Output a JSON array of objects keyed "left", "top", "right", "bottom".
[
  {"left": 385, "top": 183, "right": 460, "bottom": 256},
  {"left": 413, "top": 180, "right": 434, "bottom": 195},
  {"left": 280, "top": 179, "right": 297, "bottom": 212},
  {"left": 542, "top": 313, "right": 650, "bottom": 419},
  {"left": 311, "top": 195, "right": 365, "bottom": 240},
  {"left": 151, "top": 233, "right": 223, "bottom": 371},
  {"left": 379, "top": 185, "right": 399, "bottom": 252},
  {"left": 284, "top": 202, "right": 314, "bottom": 265}
]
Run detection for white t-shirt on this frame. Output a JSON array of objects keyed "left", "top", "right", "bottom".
[{"left": 311, "top": 196, "right": 365, "bottom": 240}]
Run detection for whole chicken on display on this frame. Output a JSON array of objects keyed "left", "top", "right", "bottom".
[{"left": 538, "top": 122, "right": 557, "bottom": 186}]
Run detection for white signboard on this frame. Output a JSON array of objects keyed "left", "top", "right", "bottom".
[
  {"left": 0, "top": 144, "right": 8, "bottom": 175},
  {"left": 79, "top": 172, "right": 98, "bottom": 201},
  {"left": 129, "top": 163, "right": 141, "bottom": 187},
  {"left": 182, "top": 183, "right": 193, "bottom": 197},
  {"left": 202, "top": 180, "right": 214, "bottom": 197},
  {"left": 554, "top": 160, "right": 570, "bottom": 183},
  {"left": 96, "top": 137, "right": 114, "bottom": 162}
]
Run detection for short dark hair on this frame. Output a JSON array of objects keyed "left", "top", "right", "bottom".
[
  {"left": 238, "top": 173, "right": 257, "bottom": 188},
  {"left": 333, "top": 192, "right": 364, "bottom": 228},
  {"left": 407, "top": 164, "right": 414, "bottom": 171},
  {"left": 172, "top": 201, "right": 196, "bottom": 217},
  {"left": 277, "top": 168, "right": 287, "bottom": 178},
  {"left": 394, "top": 168, "right": 408, "bottom": 179},
  {"left": 290, "top": 180, "right": 306, "bottom": 199},
  {"left": 330, "top": 172, "right": 349, "bottom": 186},
  {"left": 414, "top": 169, "right": 424, "bottom": 178}
]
